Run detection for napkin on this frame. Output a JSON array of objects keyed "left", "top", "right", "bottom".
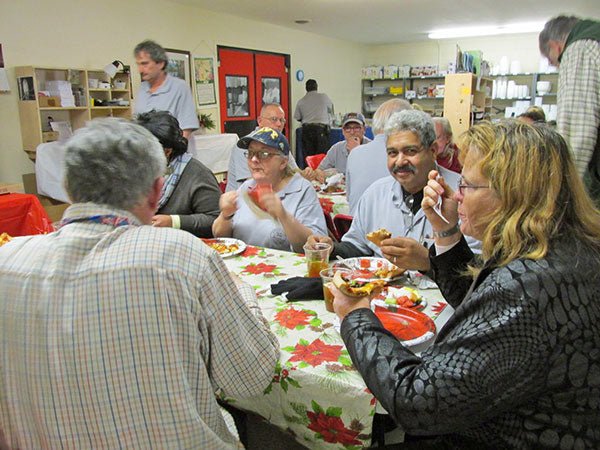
[
  {"left": 270, "top": 277, "right": 324, "bottom": 301},
  {"left": 321, "top": 173, "right": 344, "bottom": 191}
]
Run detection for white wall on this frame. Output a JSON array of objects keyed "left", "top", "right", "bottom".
[
  {"left": 0, "top": 0, "right": 367, "bottom": 183},
  {"left": 365, "top": 33, "right": 543, "bottom": 73},
  {"left": 0, "top": 0, "right": 551, "bottom": 185}
]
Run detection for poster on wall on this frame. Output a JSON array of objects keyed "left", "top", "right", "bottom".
[
  {"left": 261, "top": 77, "right": 281, "bottom": 105},
  {"left": 164, "top": 48, "right": 193, "bottom": 91},
  {"left": 0, "top": 44, "right": 9, "bottom": 92},
  {"left": 225, "top": 75, "right": 249, "bottom": 117},
  {"left": 194, "top": 57, "right": 216, "bottom": 106}
]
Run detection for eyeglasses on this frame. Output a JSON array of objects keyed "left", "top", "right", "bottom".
[
  {"left": 261, "top": 116, "right": 286, "bottom": 124},
  {"left": 244, "top": 150, "right": 280, "bottom": 160},
  {"left": 343, "top": 125, "right": 363, "bottom": 132},
  {"left": 386, "top": 145, "right": 424, "bottom": 158},
  {"left": 457, "top": 177, "right": 490, "bottom": 196}
]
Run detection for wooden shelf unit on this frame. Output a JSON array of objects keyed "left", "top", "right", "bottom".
[
  {"left": 15, "top": 66, "right": 132, "bottom": 160},
  {"left": 443, "top": 73, "right": 493, "bottom": 138}
]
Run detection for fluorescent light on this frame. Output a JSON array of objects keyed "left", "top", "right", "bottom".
[{"left": 428, "top": 22, "right": 545, "bottom": 39}]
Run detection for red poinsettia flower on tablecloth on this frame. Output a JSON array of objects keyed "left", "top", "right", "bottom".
[
  {"left": 319, "top": 197, "right": 334, "bottom": 215},
  {"left": 289, "top": 338, "right": 342, "bottom": 367},
  {"left": 242, "top": 262, "right": 277, "bottom": 275},
  {"left": 430, "top": 301, "right": 448, "bottom": 315},
  {"left": 275, "top": 308, "right": 312, "bottom": 329},
  {"left": 242, "top": 245, "right": 260, "bottom": 257},
  {"left": 307, "top": 411, "right": 362, "bottom": 446}
]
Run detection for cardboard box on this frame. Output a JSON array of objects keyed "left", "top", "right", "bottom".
[
  {"left": 38, "top": 96, "right": 62, "bottom": 107},
  {"left": 42, "top": 131, "right": 59, "bottom": 143},
  {"left": 22, "top": 173, "right": 69, "bottom": 223}
]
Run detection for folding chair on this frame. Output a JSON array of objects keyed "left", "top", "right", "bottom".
[
  {"left": 305, "top": 153, "right": 326, "bottom": 170},
  {"left": 333, "top": 214, "right": 353, "bottom": 239}
]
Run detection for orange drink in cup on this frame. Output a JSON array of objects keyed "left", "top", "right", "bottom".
[
  {"left": 303, "top": 243, "right": 331, "bottom": 278},
  {"left": 320, "top": 268, "right": 351, "bottom": 312}
]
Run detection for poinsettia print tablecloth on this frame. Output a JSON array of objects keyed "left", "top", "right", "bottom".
[
  {"left": 317, "top": 193, "right": 350, "bottom": 221},
  {"left": 221, "top": 245, "right": 449, "bottom": 449}
]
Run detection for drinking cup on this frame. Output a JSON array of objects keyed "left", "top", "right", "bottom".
[{"left": 303, "top": 243, "right": 331, "bottom": 278}]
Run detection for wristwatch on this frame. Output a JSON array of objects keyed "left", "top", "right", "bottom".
[{"left": 432, "top": 223, "right": 460, "bottom": 238}]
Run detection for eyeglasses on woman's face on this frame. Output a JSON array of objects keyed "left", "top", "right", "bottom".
[
  {"left": 457, "top": 177, "right": 490, "bottom": 196},
  {"left": 244, "top": 150, "right": 280, "bottom": 161}
]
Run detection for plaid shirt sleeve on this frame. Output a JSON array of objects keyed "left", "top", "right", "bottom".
[{"left": 557, "top": 40, "right": 600, "bottom": 178}]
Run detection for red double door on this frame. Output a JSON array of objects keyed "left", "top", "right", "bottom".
[{"left": 217, "top": 47, "right": 290, "bottom": 138}]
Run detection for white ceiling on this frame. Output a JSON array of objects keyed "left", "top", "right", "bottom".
[{"left": 170, "top": 0, "right": 597, "bottom": 44}]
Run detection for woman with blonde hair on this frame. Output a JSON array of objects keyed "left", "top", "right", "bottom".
[{"left": 331, "top": 121, "right": 600, "bottom": 448}]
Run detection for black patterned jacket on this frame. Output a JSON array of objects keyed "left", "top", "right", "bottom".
[{"left": 341, "top": 236, "right": 600, "bottom": 449}]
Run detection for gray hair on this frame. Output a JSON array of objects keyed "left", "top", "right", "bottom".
[
  {"left": 134, "top": 40, "right": 168, "bottom": 70},
  {"left": 539, "top": 15, "right": 580, "bottom": 57},
  {"left": 64, "top": 118, "right": 166, "bottom": 211},
  {"left": 432, "top": 117, "right": 453, "bottom": 139},
  {"left": 385, "top": 109, "right": 437, "bottom": 149},
  {"left": 372, "top": 98, "right": 412, "bottom": 134}
]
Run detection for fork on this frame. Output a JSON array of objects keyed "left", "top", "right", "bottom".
[{"left": 433, "top": 176, "right": 450, "bottom": 224}]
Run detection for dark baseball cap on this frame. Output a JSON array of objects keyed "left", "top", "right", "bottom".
[{"left": 237, "top": 127, "right": 290, "bottom": 155}]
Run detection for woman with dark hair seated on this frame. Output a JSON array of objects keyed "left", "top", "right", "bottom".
[
  {"left": 332, "top": 121, "right": 600, "bottom": 448},
  {"left": 136, "top": 110, "right": 221, "bottom": 237}
]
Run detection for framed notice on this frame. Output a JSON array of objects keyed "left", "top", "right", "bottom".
[
  {"left": 194, "top": 57, "right": 216, "bottom": 106},
  {"left": 164, "top": 48, "right": 192, "bottom": 91},
  {"left": 225, "top": 75, "right": 249, "bottom": 117}
]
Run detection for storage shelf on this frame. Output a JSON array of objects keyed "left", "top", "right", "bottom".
[{"left": 39, "top": 106, "right": 87, "bottom": 110}]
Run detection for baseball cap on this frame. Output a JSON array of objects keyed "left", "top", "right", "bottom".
[
  {"left": 237, "top": 127, "right": 290, "bottom": 155},
  {"left": 342, "top": 112, "right": 366, "bottom": 127}
]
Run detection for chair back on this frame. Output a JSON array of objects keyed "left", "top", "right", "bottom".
[
  {"left": 333, "top": 214, "right": 353, "bottom": 239},
  {"left": 323, "top": 211, "right": 340, "bottom": 241},
  {"left": 305, "top": 153, "right": 326, "bottom": 170}
]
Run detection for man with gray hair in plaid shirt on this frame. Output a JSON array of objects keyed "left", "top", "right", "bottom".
[
  {"left": 0, "top": 118, "right": 279, "bottom": 449},
  {"left": 539, "top": 15, "right": 600, "bottom": 205}
]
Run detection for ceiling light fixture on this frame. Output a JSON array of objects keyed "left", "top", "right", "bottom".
[
  {"left": 428, "top": 21, "right": 545, "bottom": 40},
  {"left": 295, "top": 19, "right": 311, "bottom": 25}
]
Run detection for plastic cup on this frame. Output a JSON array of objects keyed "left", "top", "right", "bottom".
[
  {"left": 320, "top": 267, "right": 351, "bottom": 312},
  {"left": 303, "top": 243, "right": 331, "bottom": 278}
]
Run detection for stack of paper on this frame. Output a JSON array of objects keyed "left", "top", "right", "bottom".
[{"left": 46, "top": 80, "right": 75, "bottom": 107}]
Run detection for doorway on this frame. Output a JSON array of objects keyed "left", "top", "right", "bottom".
[{"left": 217, "top": 46, "right": 290, "bottom": 138}]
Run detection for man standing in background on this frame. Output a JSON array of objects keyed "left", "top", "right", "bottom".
[
  {"left": 539, "top": 15, "right": 600, "bottom": 205},
  {"left": 294, "top": 79, "right": 334, "bottom": 156},
  {"left": 133, "top": 39, "right": 199, "bottom": 139}
]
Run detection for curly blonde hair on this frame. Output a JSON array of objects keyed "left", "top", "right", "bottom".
[{"left": 458, "top": 120, "right": 600, "bottom": 268}]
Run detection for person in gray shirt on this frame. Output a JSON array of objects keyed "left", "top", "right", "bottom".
[
  {"left": 133, "top": 40, "right": 199, "bottom": 139},
  {"left": 346, "top": 99, "right": 411, "bottom": 214},
  {"left": 294, "top": 79, "right": 334, "bottom": 156},
  {"left": 226, "top": 103, "right": 298, "bottom": 192},
  {"left": 308, "top": 110, "right": 479, "bottom": 272},
  {"left": 303, "top": 112, "right": 371, "bottom": 183}
]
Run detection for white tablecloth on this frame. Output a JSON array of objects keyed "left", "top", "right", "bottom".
[{"left": 190, "top": 133, "right": 238, "bottom": 174}]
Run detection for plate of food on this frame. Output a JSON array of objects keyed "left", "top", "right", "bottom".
[
  {"left": 332, "top": 257, "right": 405, "bottom": 282},
  {"left": 315, "top": 184, "right": 346, "bottom": 195},
  {"left": 332, "top": 270, "right": 386, "bottom": 297},
  {"left": 371, "top": 286, "right": 427, "bottom": 310},
  {"left": 201, "top": 238, "right": 246, "bottom": 258},
  {"left": 372, "top": 305, "right": 435, "bottom": 346}
]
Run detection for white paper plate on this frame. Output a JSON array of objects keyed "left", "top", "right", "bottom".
[
  {"left": 332, "top": 257, "right": 405, "bottom": 282},
  {"left": 201, "top": 237, "right": 247, "bottom": 258}
]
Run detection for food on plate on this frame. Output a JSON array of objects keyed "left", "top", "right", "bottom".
[
  {"left": 374, "top": 265, "right": 406, "bottom": 279},
  {"left": 0, "top": 232, "right": 12, "bottom": 247},
  {"left": 202, "top": 239, "right": 240, "bottom": 255},
  {"left": 382, "top": 286, "right": 423, "bottom": 309},
  {"left": 366, "top": 228, "right": 392, "bottom": 246},
  {"left": 246, "top": 183, "right": 273, "bottom": 212},
  {"left": 333, "top": 270, "right": 386, "bottom": 298}
]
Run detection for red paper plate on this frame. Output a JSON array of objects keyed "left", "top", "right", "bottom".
[{"left": 373, "top": 305, "right": 436, "bottom": 346}]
